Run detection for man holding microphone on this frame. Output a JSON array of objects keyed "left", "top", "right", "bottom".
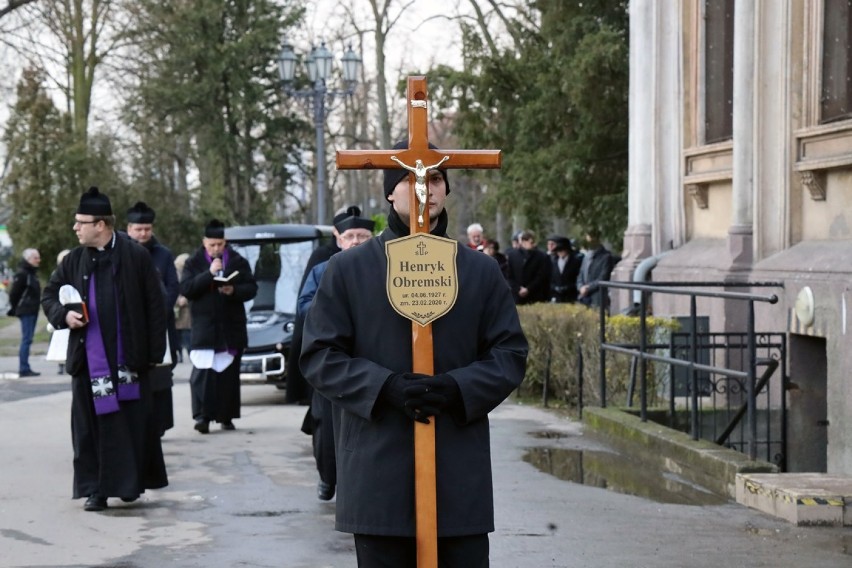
[{"left": 179, "top": 219, "right": 257, "bottom": 433}]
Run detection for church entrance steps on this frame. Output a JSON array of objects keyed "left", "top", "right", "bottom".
[
  {"left": 736, "top": 473, "right": 852, "bottom": 526},
  {"left": 582, "top": 406, "right": 778, "bottom": 499}
]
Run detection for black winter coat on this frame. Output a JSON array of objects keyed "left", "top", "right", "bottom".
[
  {"left": 506, "top": 246, "right": 551, "bottom": 304},
  {"left": 41, "top": 233, "right": 167, "bottom": 375},
  {"left": 138, "top": 235, "right": 179, "bottom": 362},
  {"left": 577, "top": 246, "right": 618, "bottom": 308},
  {"left": 9, "top": 259, "right": 40, "bottom": 316},
  {"left": 286, "top": 240, "right": 341, "bottom": 404},
  {"left": 301, "top": 228, "right": 528, "bottom": 537},
  {"left": 179, "top": 246, "right": 257, "bottom": 350},
  {"left": 140, "top": 235, "right": 179, "bottom": 311},
  {"left": 550, "top": 252, "right": 583, "bottom": 303}
]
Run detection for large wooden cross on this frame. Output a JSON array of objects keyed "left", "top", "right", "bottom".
[{"left": 337, "top": 76, "right": 501, "bottom": 567}]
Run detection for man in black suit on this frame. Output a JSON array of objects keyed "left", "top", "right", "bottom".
[{"left": 506, "top": 230, "right": 551, "bottom": 304}]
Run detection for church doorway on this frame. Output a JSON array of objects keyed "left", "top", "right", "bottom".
[{"left": 786, "top": 334, "right": 828, "bottom": 472}]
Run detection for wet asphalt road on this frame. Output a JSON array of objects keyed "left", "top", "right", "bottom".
[{"left": 0, "top": 355, "right": 850, "bottom": 568}]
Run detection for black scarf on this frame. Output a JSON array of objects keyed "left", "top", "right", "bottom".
[{"left": 386, "top": 206, "right": 449, "bottom": 238}]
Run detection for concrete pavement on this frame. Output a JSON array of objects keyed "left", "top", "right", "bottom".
[{"left": 0, "top": 355, "right": 850, "bottom": 567}]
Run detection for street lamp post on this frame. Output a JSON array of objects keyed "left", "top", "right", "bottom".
[{"left": 278, "top": 41, "right": 361, "bottom": 225}]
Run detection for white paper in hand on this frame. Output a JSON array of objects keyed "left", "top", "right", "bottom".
[
  {"left": 59, "top": 285, "right": 83, "bottom": 306},
  {"left": 190, "top": 349, "right": 235, "bottom": 372},
  {"left": 58, "top": 285, "right": 89, "bottom": 323}
]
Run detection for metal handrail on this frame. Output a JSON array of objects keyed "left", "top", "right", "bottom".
[
  {"left": 596, "top": 281, "right": 781, "bottom": 460},
  {"left": 603, "top": 281, "right": 779, "bottom": 303}
]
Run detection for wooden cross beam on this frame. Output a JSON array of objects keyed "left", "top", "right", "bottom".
[
  {"left": 336, "top": 75, "right": 501, "bottom": 568},
  {"left": 336, "top": 78, "right": 501, "bottom": 197}
]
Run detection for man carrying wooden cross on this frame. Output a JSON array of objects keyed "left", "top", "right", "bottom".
[{"left": 300, "top": 138, "right": 528, "bottom": 567}]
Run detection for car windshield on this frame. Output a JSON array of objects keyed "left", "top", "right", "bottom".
[{"left": 231, "top": 240, "right": 314, "bottom": 314}]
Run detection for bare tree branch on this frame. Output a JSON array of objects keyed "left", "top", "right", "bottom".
[{"left": 0, "top": 0, "right": 39, "bottom": 21}]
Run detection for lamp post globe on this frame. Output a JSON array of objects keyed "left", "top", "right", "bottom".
[
  {"left": 313, "top": 43, "right": 333, "bottom": 81},
  {"left": 277, "top": 43, "right": 297, "bottom": 82},
  {"left": 341, "top": 45, "right": 361, "bottom": 84},
  {"left": 277, "top": 40, "right": 360, "bottom": 225}
]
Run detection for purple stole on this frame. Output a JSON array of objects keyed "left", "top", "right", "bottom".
[
  {"left": 204, "top": 247, "right": 230, "bottom": 275},
  {"left": 85, "top": 272, "right": 140, "bottom": 415}
]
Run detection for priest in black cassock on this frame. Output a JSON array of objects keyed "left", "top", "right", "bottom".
[
  {"left": 126, "top": 201, "right": 179, "bottom": 436},
  {"left": 180, "top": 219, "right": 257, "bottom": 434},
  {"left": 300, "top": 141, "right": 528, "bottom": 568},
  {"left": 42, "top": 187, "right": 168, "bottom": 512}
]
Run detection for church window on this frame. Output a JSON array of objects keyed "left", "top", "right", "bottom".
[
  {"left": 821, "top": 0, "right": 852, "bottom": 123},
  {"left": 704, "top": 0, "right": 734, "bottom": 143}
]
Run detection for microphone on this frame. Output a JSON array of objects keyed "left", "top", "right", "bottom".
[{"left": 212, "top": 254, "right": 224, "bottom": 277}]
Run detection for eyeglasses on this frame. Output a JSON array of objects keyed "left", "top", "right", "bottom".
[
  {"left": 73, "top": 219, "right": 100, "bottom": 228},
  {"left": 340, "top": 233, "right": 372, "bottom": 243}
]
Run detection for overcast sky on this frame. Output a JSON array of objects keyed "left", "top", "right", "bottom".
[
  {"left": 0, "top": 1, "right": 498, "bottom": 168},
  {"left": 0, "top": 3, "right": 473, "bottom": 137},
  {"left": 300, "top": 1, "right": 469, "bottom": 79}
]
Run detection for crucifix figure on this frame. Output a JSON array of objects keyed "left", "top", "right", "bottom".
[
  {"left": 300, "top": 76, "right": 528, "bottom": 568},
  {"left": 390, "top": 155, "right": 450, "bottom": 226}
]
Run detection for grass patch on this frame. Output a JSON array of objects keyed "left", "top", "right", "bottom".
[
  {"left": 0, "top": 313, "right": 51, "bottom": 356},
  {"left": 0, "top": 316, "right": 16, "bottom": 331}
]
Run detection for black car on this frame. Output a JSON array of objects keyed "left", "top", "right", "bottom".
[{"left": 226, "top": 223, "right": 333, "bottom": 388}]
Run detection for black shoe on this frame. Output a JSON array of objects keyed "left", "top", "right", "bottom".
[
  {"left": 84, "top": 495, "right": 108, "bottom": 511},
  {"left": 120, "top": 495, "right": 138, "bottom": 503},
  {"left": 194, "top": 419, "right": 209, "bottom": 434},
  {"left": 221, "top": 421, "right": 235, "bottom": 431},
  {"left": 317, "top": 481, "right": 335, "bottom": 501},
  {"left": 19, "top": 370, "right": 40, "bottom": 377}
]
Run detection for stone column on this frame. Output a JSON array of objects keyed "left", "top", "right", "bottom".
[
  {"left": 615, "top": 0, "right": 681, "bottom": 312},
  {"left": 729, "top": 0, "right": 755, "bottom": 274}
]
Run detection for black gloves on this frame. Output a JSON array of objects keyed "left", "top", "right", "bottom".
[
  {"left": 380, "top": 372, "right": 462, "bottom": 424},
  {"left": 407, "top": 374, "right": 461, "bottom": 416},
  {"left": 380, "top": 373, "right": 413, "bottom": 413}
]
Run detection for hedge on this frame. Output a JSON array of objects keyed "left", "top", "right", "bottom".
[{"left": 516, "top": 304, "right": 678, "bottom": 408}]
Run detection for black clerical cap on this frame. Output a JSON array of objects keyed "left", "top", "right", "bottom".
[
  {"left": 77, "top": 186, "right": 112, "bottom": 216},
  {"left": 127, "top": 201, "right": 156, "bottom": 224},
  {"left": 333, "top": 205, "right": 361, "bottom": 226},
  {"left": 204, "top": 219, "right": 226, "bottom": 239},
  {"left": 334, "top": 206, "right": 375, "bottom": 233}
]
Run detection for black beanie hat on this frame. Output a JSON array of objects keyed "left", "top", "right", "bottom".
[
  {"left": 204, "top": 219, "right": 226, "bottom": 239},
  {"left": 77, "top": 186, "right": 113, "bottom": 216},
  {"left": 334, "top": 205, "right": 375, "bottom": 233},
  {"left": 382, "top": 140, "right": 450, "bottom": 201},
  {"left": 127, "top": 201, "right": 156, "bottom": 224}
]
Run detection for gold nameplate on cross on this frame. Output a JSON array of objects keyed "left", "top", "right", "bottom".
[{"left": 385, "top": 233, "right": 458, "bottom": 326}]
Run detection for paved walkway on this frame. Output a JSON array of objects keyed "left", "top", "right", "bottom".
[{"left": 0, "top": 355, "right": 850, "bottom": 567}]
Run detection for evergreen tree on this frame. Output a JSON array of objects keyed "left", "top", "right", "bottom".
[
  {"left": 2, "top": 68, "right": 79, "bottom": 272},
  {"left": 429, "top": 0, "right": 629, "bottom": 243},
  {"left": 121, "top": 0, "right": 307, "bottom": 226}
]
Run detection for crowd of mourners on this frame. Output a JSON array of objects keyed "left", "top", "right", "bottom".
[{"left": 464, "top": 222, "right": 619, "bottom": 309}]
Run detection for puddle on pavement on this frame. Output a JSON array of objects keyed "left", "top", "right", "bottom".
[
  {"left": 523, "top": 446, "right": 727, "bottom": 506},
  {"left": 530, "top": 430, "right": 568, "bottom": 439}
]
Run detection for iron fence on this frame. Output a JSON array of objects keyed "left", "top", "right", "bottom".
[{"left": 595, "top": 281, "right": 784, "bottom": 463}]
